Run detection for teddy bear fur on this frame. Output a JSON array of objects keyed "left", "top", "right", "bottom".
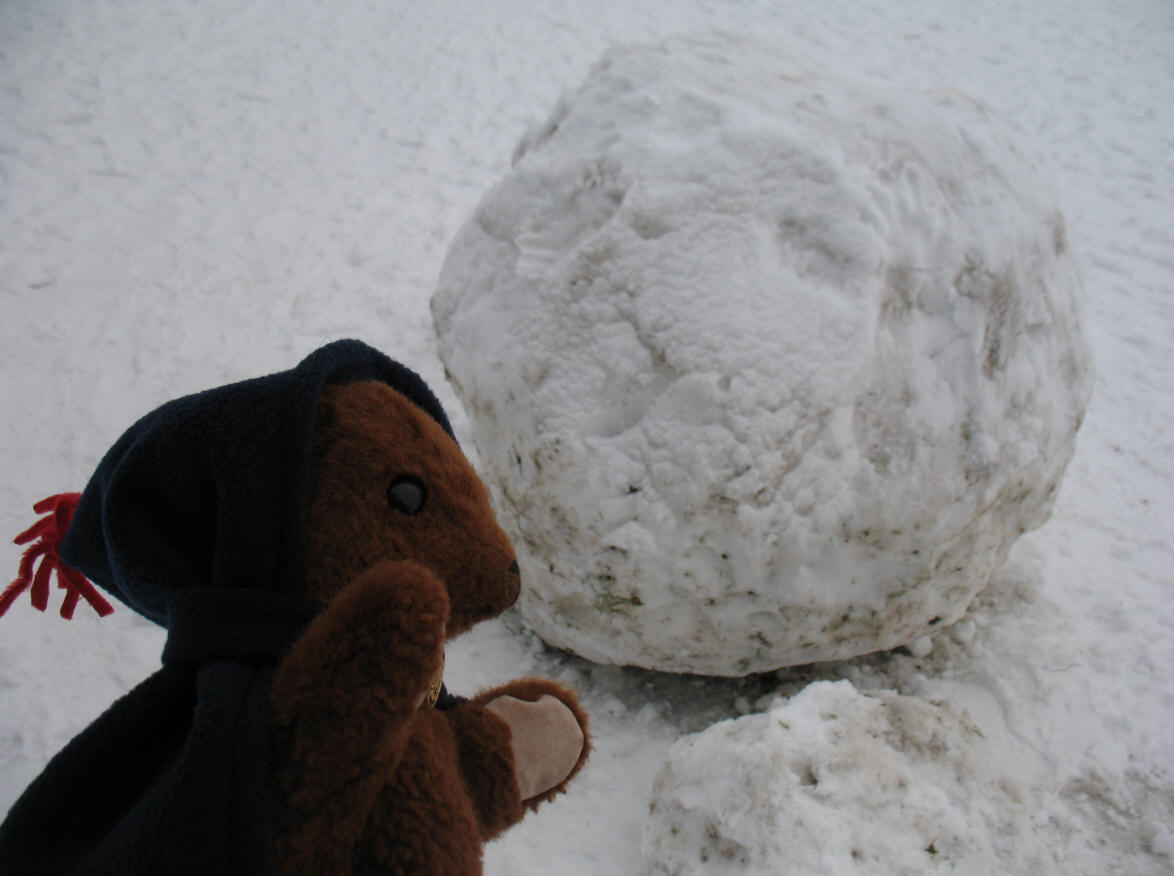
[{"left": 269, "top": 379, "right": 590, "bottom": 875}]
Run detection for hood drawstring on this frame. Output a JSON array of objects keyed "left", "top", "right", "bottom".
[{"left": 1, "top": 493, "right": 114, "bottom": 619}]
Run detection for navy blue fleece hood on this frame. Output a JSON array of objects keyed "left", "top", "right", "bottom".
[{"left": 61, "top": 338, "right": 453, "bottom": 627}]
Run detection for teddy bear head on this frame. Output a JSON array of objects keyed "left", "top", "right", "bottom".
[
  {"left": 21, "top": 340, "right": 519, "bottom": 644},
  {"left": 302, "top": 380, "right": 520, "bottom": 637}
]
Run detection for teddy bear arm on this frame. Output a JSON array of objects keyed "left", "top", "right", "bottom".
[
  {"left": 270, "top": 562, "right": 449, "bottom": 871},
  {"left": 443, "top": 702, "right": 526, "bottom": 840},
  {"left": 273, "top": 559, "right": 448, "bottom": 709}
]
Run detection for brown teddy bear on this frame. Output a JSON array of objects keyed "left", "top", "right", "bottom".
[
  {"left": 0, "top": 340, "right": 589, "bottom": 876},
  {"left": 272, "top": 377, "right": 590, "bottom": 873}
]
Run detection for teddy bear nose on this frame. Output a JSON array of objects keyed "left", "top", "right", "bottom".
[{"left": 505, "top": 560, "right": 521, "bottom": 606}]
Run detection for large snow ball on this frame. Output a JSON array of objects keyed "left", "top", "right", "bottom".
[
  {"left": 432, "top": 34, "right": 1092, "bottom": 675},
  {"left": 642, "top": 681, "right": 1051, "bottom": 874}
]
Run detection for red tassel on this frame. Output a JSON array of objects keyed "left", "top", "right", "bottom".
[{"left": 0, "top": 494, "right": 114, "bottom": 619}]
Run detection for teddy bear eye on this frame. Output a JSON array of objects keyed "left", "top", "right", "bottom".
[{"left": 387, "top": 475, "right": 428, "bottom": 515}]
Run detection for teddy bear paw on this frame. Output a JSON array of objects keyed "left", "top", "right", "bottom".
[{"left": 485, "top": 694, "right": 586, "bottom": 800}]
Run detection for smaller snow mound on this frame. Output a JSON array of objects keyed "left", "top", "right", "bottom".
[{"left": 642, "top": 680, "right": 1051, "bottom": 875}]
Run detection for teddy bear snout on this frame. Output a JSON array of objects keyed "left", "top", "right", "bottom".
[{"left": 465, "top": 559, "right": 522, "bottom": 621}]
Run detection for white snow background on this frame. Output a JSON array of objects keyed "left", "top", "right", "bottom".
[{"left": 1, "top": 1, "right": 1171, "bottom": 874}]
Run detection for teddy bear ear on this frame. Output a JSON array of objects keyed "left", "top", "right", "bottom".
[{"left": 314, "top": 391, "right": 338, "bottom": 431}]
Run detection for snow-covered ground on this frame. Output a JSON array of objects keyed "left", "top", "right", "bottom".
[{"left": 1, "top": 1, "right": 1171, "bottom": 873}]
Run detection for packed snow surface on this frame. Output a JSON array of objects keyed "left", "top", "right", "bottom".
[
  {"left": 433, "top": 34, "right": 1093, "bottom": 674},
  {"left": 646, "top": 670, "right": 1174, "bottom": 874},
  {"left": 2, "top": 2, "right": 1172, "bottom": 874},
  {"left": 644, "top": 680, "right": 1053, "bottom": 874}
]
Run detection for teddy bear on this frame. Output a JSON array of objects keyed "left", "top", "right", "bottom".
[{"left": 0, "top": 339, "right": 589, "bottom": 876}]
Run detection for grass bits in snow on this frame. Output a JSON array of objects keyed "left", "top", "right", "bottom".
[
  {"left": 642, "top": 681, "right": 1050, "bottom": 874},
  {"left": 432, "top": 34, "right": 1093, "bottom": 674}
]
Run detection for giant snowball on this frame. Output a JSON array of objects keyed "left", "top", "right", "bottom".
[{"left": 432, "top": 34, "right": 1092, "bottom": 675}]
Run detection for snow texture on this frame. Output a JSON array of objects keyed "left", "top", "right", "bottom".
[
  {"left": 644, "top": 680, "right": 1052, "bottom": 874},
  {"left": 2, "top": 1, "right": 1172, "bottom": 874},
  {"left": 433, "top": 34, "right": 1094, "bottom": 675}
]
